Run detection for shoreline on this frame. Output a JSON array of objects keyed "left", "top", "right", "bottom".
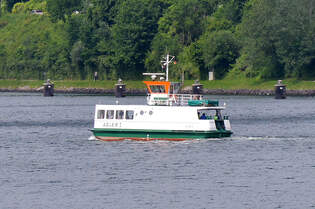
[{"left": 1, "top": 87, "right": 315, "bottom": 96}]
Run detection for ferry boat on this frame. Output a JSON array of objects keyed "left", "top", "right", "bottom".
[{"left": 91, "top": 55, "right": 232, "bottom": 141}]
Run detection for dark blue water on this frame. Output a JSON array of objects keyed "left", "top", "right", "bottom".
[{"left": 1, "top": 92, "right": 315, "bottom": 209}]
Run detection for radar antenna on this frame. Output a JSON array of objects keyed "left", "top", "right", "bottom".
[{"left": 142, "top": 73, "right": 165, "bottom": 81}]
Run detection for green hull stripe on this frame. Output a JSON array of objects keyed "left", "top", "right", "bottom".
[{"left": 91, "top": 128, "right": 232, "bottom": 139}]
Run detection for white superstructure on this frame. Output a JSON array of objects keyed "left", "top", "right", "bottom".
[{"left": 94, "top": 105, "right": 232, "bottom": 132}]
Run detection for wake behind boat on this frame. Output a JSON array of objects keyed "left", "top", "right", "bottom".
[{"left": 91, "top": 54, "right": 232, "bottom": 141}]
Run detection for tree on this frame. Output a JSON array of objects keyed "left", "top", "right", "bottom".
[
  {"left": 47, "top": 0, "right": 81, "bottom": 22},
  {"left": 71, "top": 41, "right": 85, "bottom": 79},
  {"left": 111, "top": 0, "right": 163, "bottom": 79},
  {"left": 12, "top": 0, "right": 47, "bottom": 14},
  {"left": 177, "top": 44, "right": 201, "bottom": 80},
  {"left": 0, "top": 44, "right": 7, "bottom": 78},
  {"left": 63, "top": 0, "right": 124, "bottom": 80},
  {"left": 216, "top": 0, "right": 249, "bottom": 24},
  {"left": 272, "top": 0, "right": 315, "bottom": 78},
  {"left": 1, "top": 0, "right": 27, "bottom": 12},
  {"left": 145, "top": 33, "right": 182, "bottom": 73},
  {"left": 146, "top": 0, "right": 219, "bottom": 80},
  {"left": 200, "top": 30, "right": 240, "bottom": 79},
  {"left": 238, "top": 0, "right": 315, "bottom": 79},
  {"left": 84, "top": 0, "right": 122, "bottom": 27},
  {"left": 158, "top": 0, "right": 218, "bottom": 46}
]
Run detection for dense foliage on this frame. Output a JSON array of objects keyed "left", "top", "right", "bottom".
[{"left": 0, "top": 0, "right": 314, "bottom": 80}]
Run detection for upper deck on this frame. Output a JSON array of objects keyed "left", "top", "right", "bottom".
[{"left": 143, "top": 80, "right": 217, "bottom": 107}]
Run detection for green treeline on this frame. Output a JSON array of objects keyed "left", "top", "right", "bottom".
[{"left": 0, "top": 0, "right": 314, "bottom": 81}]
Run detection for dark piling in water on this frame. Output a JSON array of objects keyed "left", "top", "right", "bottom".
[
  {"left": 274, "top": 80, "right": 286, "bottom": 99},
  {"left": 43, "top": 79, "right": 54, "bottom": 96},
  {"left": 114, "top": 79, "right": 126, "bottom": 97}
]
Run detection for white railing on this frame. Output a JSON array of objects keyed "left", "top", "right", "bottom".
[{"left": 147, "top": 94, "right": 203, "bottom": 106}]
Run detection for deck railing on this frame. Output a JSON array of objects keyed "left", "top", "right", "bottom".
[{"left": 147, "top": 94, "right": 203, "bottom": 106}]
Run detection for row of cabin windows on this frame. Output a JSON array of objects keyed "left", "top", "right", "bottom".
[{"left": 97, "top": 110, "right": 134, "bottom": 120}]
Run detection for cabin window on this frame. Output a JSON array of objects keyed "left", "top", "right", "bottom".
[
  {"left": 126, "top": 110, "right": 134, "bottom": 120},
  {"left": 150, "top": 85, "right": 165, "bottom": 93},
  {"left": 106, "top": 110, "right": 114, "bottom": 119},
  {"left": 197, "top": 109, "right": 222, "bottom": 120},
  {"left": 116, "top": 110, "right": 124, "bottom": 119},
  {"left": 197, "top": 110, "right": 211, "bottom": 120},
  {"left": 198, "top": 112, "right": 208, "bottom": 120},
  {"left": 149, "top": 110, "right": 153, "bottom": 115},
  {"left": 97, "top": 110, "right": 105, "bottom": 119}
]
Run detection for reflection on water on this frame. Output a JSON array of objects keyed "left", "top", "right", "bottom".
[{"left": 0, "top": 92, "right": 315, "bottom": 209}]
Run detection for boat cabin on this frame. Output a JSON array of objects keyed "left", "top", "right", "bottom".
[
  {"left": 94, "top": 105, "right": 231, "bottom": 135},
  {"left": 96, "top": 107, "right": 226, "bottom": 121}
]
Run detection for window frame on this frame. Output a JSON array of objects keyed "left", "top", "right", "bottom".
[
  {"left": 125, "top": 110, "right": 134, "bottom": 120},
  {"left": 97, "top": 110, "right": 105, "bottom": 119},
  {"left": 116, "top": 110, "right": 125, "bottom": 120},
  {"left": 106, "top": 110, "right": 115, "bottom": 119}
]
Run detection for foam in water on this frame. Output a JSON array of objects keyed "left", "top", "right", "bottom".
[{"left": 88, "top": 135, "right": 97, "bottom": 141}]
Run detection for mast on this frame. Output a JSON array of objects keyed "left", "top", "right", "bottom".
[
  {"left": 166, "top": 54, "right": 169, "bottom": 81},
  {"left": 161, "top": 53, "right": 175, "bottom": 81}
]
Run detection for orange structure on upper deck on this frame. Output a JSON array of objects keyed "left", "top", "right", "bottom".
[{"left": 143, "top": 81, "right": 171, "bottom": 94}]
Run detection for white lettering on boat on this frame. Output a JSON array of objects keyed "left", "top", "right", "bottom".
[{"left": 102, "top": 122, "right": 122, "bottom": 128}]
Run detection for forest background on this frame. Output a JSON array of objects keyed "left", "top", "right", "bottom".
[{"left": 0, "top": 0, "right": 315, "bottom": 83}]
